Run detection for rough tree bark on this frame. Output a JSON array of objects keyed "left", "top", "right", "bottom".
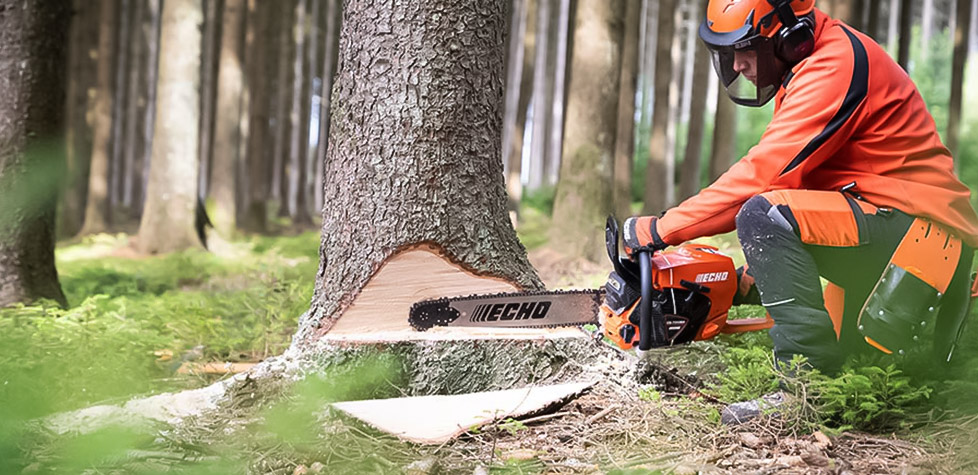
[
  {"left": 642, "top": 0, "right": 677, "bottom": 215},
  {"left": 0, "top": 0, "right": 70, "bottom": 307},
  {"left": 136, "top": 0, "right": 204, "bottom": 253},
  {"left": 549, "top": 0, "right": 624, "bottom": 262},
  {"left": 295, "top": 0, "right": 545, "bottom": 343},
  {"left": 678, "top": 19, "right": 710, "bottom": 201},
  {"left": 948, "top": 0, "right": 973, "bottom": 163},
  {"left": 80, "top": 0, "right": 119, "bottom": 235},
  {"left": 613, "top": 0, "right": 641, "bottom": 221},
  {"left": 211, "top": 0, "right": 246, "bottom": 237},
  {"left": 60, "top": 0, "right": 100, "bottom": 238},
  {"left": 708, "top": 87, "right": 737, "bottom": 182}
]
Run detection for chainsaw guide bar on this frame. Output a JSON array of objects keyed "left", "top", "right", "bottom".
[{"left": 409, "top": 289, "right": 604, "bottom": 331}]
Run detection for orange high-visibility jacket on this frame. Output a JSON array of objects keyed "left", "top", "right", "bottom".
[{"left": 656, "top": 9, "right": 978, "bottom": 248}]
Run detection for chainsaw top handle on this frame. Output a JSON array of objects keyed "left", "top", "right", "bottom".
[{"left": 606, "top": 215, "right": 668, "bottom": 351}]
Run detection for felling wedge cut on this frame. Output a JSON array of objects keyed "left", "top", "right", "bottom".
[
  {"left": 331, "top": 381, "right": 595, "bottom": 444},
  {"left": 321, "top": 244, "right": 588, "bottom": 342}
]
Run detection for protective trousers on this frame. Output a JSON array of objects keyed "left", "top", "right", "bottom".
[{"left": 736, "top": 190, "right": 973, "bottom": 374}]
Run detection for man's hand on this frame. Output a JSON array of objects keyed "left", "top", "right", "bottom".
[{"left": 623, "top": 216, "right": 667, "bottom": 257}]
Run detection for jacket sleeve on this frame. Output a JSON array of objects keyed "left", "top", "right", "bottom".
[{"left": 655, "top": 28, "right": 869, "bottom": 245}]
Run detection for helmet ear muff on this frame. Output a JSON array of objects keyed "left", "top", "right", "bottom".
[{"left": 769, "top": 0, "right": 814, "bottom": 63}]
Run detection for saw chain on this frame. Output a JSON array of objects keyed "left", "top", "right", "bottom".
[{"left": 408, "top": 289, "right": 604, "bottom": 331}]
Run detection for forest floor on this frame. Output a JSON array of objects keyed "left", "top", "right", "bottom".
[{"left": 3, "top": 215, "right": 978, "bottom": 473}]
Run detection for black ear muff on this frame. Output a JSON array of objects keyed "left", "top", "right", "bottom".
[{"left": 769, "top": 0, "right": 814, "bottom": 64}]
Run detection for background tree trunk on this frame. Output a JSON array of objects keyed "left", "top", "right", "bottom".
[
  {"left": 109, "top": 0, "right": 131, "bottom": 213},
  {"left": 136, "top": 0, "right": 204, "bottom": 253},
  {"left": 287, "top": 0, "right": 311, "bottom": 225},
  {"left": 197, "top": 0, "right": 223, "bottom": 199},
  {"left": 0, "top": 0, "right": 70, "bottom": 307},
  {"left": 211, "top": 0, "right": 246, "bottom": 237},
  {"left": 613, "top": 0, "right": 640, "bottom": 221},
  {"left": 708, "top": 87, "right": 737, "bottom": 182},
  {"left": 549, "top": 0, "right": 623, "bottom": 262},
  {"left": 240, "top": 0, "right": 273, "bottom": 232},
  {"left": 81, "top": 0, "right": 119, "bottom": 235},
  {"left": 527, "top": 0, "right": 552, "bottom": 190},
  {"left": 502, "top": 0, "right": 532, "bottom": 214},
  {"left": 678, "top": 18, "right": 710, "bottom": 201},
  {"left": 898, "top": 0, "right": 913, "bottom": 70},
  {"left": 866, "top": 0, "right": 882, "bottom": 39},
  {"left": 122, "top": 0, "right": 147, "bottom": 212},
  {"left": 60, "top": 0, "right": 100, "bottom": 238},
  {"left": 642, "top": 0, "right": 676, "bottom": 215},
  {"left": 948, "top": 0, "right": 973, "bottom": 163},
  {"left": 299, "top": 0, "right": 542, "bottom": 342},
  {"left": 271, "top": 0, "right": 295, "bottom": 208},
  {"left": 314, "top": 0, "right": 342, "bottom": 215},
  {"left": 135, "top": 0, "right": 162, "bottom": 220},
  {"left": 546, "top": 0, "right": 571, "bottom": 187}
]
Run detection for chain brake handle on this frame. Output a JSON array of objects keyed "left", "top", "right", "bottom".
[{"left": 605, "top": 215, "right": 667, "bottom": 351}]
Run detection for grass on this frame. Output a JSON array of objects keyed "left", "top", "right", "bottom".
[{"left": 2, "top": 206, "right": 978, "bottom": 473}]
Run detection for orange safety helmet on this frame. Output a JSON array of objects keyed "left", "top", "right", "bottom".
[{"left": 699, "top": 0, "right": 816, "bottom": 107}]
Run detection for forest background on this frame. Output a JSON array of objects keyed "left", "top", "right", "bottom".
[{"left": 2, "top": 0, "right": 978, "bottom": 472}]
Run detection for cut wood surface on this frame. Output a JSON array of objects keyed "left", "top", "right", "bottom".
[
  {"left": 176, "top": 362, "right": 257, "bottom": 375},
  {"left": 331, "top": 381, "right": 595, "bottom": 444},
  {"left": 326, "top": 245, "right": 587, "bottom": 341}
]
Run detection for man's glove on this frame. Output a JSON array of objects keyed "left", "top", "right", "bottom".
[{"left": 623, "top": 216, "right": 667, "bottom": 257}]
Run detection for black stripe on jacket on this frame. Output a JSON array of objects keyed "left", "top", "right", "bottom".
[{"left": 780, "top": 27, "right": 868, "bottom": 176}]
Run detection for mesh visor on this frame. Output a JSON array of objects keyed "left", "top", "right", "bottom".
[{"left": 701, "top": 25, "right": 782, "bottom": 107}]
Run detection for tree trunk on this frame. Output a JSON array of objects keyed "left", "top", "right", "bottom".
[
  {"left": 866, "top": 0, "right": 882, "bottom": 39},
  {"left": 136, "top": 0, "right": 204, "bottom": 253},
  {"left": 271, "top": 0, "right": 295, "bottom": 208},
  {"left": 60, "top": 0, "right": 100, "bottom": 238},
  {"left": 0, "top": 0, "right": 70, "bottom": 307},
  {"left": 287, "top": 0, "right": 311, "bottom": 225},
  {"left": 678, "top": 18, "right": 710, "bottom": 201},
  {"left": 642, "top": 0, "right": 677, "bottom": 215},
  {"left": 613, "top": 0, "right": 640, "bottom": 221},
  {"left": 110, "top": 0, "right": 131, "bottom": 213},
  {"left": 197, "top": 0, "right": 223, "bottom": 199},
  {"left": 240, "top": 0, "right": 273, "bottom": 232},
  {"left": 549, "top": 0, "right": 623, "bottom": 262},
  {"left": 708, "top": 87, "right": 737, "bottom": 182},
  {"left": 80, "top": 0, "right": 119, "bottom": 235},
  {"left": 210, "top": 0, "right": 246, "bottom": 237},
  {"left": 527, "top": 0, "right": 552, "bottom": 190},
  {"left": 898, "top": 0, "right": 913, "bottom": 70},
  {"left": 922, "top": 0, "right": 934, "bottom": 56},
  {"left": 297, "top": 0, "right": 543, "bottom": 343},
  {"left": 135, "top": 0, "right": 162, "bottom": 220},
  {"left": 546, "top": 0, "right": 571, "bottom": 187},
  {"left": 948, "top": 0, "right": 973, "bottom": 163},
  {"left": 122, "top": 0, "right": 147, "bottom": 211},
  {"left": 502, "top": 0, "right": 532, "bottom": 214},
  {"left": 303, "top": 0, "right": 322, "bottom": 220},
  {"left": 314, "top": 0, "right": 341, "bottom": 215}
]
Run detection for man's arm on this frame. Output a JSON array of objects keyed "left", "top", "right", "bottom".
[{"left": 653, "top": 27, "right": 869, "bottom": 246}]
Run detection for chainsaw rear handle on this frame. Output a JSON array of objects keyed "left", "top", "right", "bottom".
[{"left": 637, "top": 249, "right": 668, "bottom": 351}]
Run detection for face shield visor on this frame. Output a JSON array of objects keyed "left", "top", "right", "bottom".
[{"left": 699, "top": 21, "right": 785, "bottom": 107}]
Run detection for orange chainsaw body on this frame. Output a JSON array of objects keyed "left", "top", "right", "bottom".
[{"left": 600, "top": 243, "right": 773, "bottom": 350}]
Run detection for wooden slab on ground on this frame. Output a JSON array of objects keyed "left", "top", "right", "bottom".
[
  {"left": 325, "top": 245, "right": 590, "bottom": 341},
  {"left": 331, "top": 381, "right": 595, "bottom": 444}
]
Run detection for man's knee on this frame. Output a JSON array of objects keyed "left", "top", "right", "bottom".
[{"left": 736, "top": 195, "right": 797, "bottom": 242}]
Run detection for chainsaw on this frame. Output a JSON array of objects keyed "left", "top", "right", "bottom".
[{"left": 409, "top": 217, "right": 773, "bottom": 351}]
